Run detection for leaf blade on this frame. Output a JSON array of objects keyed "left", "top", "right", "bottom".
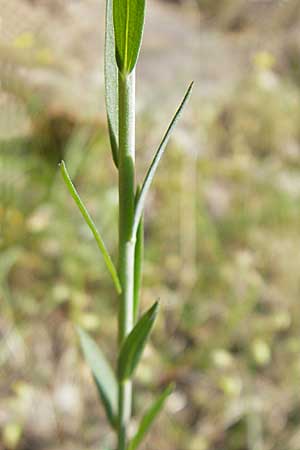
[
  {"left": 132, "top": 81, "right": 194, "bottom": 236},
  {"left": 77, "top": 327, "right": 118, "bottom": 428},
  {"left": 132, "top": 82, "right": 194, "bottom": 238},
  {"left": 127, "top": 384, "right": 174, "bottom": 450},
  {"left": 118, "top": 302, "right": 158, "bottom": 381},
  {"left": 113, "top": 0, "right": 146, "bottom": 74},
  {"left": 105, "top": 0, "right": 119, "bottom": 167},
  {"left": 60, "top": 160, "right": 122, "bottom": 294}
]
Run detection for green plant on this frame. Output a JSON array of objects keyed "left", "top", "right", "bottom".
[{"left": 60, "top": 1, "right": 192, "bottom": 449}]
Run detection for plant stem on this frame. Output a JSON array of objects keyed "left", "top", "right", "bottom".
[{"left": 118, "top": 70, "right": 136, "bottom": 450}]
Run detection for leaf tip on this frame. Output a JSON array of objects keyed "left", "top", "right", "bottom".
[
  {"left": 59, "top": 160, "right": 67, "bottom": 176},
  {"left": 149, "top": 301, "right": 159, "bottom": 319},
  {"left": 187, "top": 81, "right": 194, "bottom": 97}
]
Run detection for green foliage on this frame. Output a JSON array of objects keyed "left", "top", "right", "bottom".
[
  {"left": 118, "top": 302, "right": 158, "bottom": 381},
  {"left": 132, "top": 82, "right": 193, "bottom": 238},
  {"left": 61, "top": 1, "right": 192, "bottom": 447},
  {"left": 113, "top": 0, "right": 146, "bottom": 74},
  {"left": 105, "top": 0, "right": 119, "bottom": 167},
  {"left": 77, "top": 327, "right": 118, "bottom": 427},
  {"left": 60, "top": 160, "right": 121, "bottom": 294},
  {"left": 127, "top": 384, "right": 174, "bottom": 450}
]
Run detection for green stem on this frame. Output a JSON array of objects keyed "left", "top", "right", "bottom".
[
  {"left": 118, "top": 70, "right": 136, "bottom": 450},
  {"left": 133, "top": 213, "right": 143, "bottom": 323}
]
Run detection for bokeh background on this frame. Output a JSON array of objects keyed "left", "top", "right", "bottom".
[{"left": 1, "top": 0, "right": 300, "bottom": 449}]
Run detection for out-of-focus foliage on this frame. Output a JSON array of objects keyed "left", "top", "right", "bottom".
[{"left": 1, "top": 1, "right": 300, "bottom": 450}]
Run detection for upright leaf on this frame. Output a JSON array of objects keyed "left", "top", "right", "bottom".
[
  {"left": 132, "top": 82, "right": 193, "bottom": 238},
  {"left": 134, "top": 186, "right": 144, "bottom": 323},
  {"left": 113, "top": 0, "right": 146, "bottom": 74},
  {"left": 77, "top": 327, "right": 118, "bottom": 428},
  {"left": 60, "top": 161, "right": 122, "bottom": 294},
  {"left": 127, "top": 384, "right": 174, "bottom": 450},
  {"left": 105, "top": 0, "right": 119, "bottom": 167},
  {"left": 118, "top": 302, "right": 158, "bottom": 381}
]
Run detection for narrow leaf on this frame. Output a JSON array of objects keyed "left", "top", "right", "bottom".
[
  {"left": 60, "top": 161, "right": 122, "bottom": 294},
  {"left": 105, "top": 0, "right": 119, "bottom": 167},
  {"left": 77, "top": 327, "right": 118, "bottom": 428},
  {"left": 113, "top": 0, "right": 146, "bottom": 74},
  {"left": 132, "top": 82, "right": 194, "bottom": 238},
  {"left": 134, "top": 186, "right": 144, "bottom": 323},
  {"left": 118, "top": 302, "right": 158, "bottom": 381},
  {"left": 127, "top": 384, "right": 174, "bottom": 450}
]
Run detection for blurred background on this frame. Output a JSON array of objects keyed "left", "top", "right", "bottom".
[{"left": 1, "top": 0, "right": 300, "bottom": 449}]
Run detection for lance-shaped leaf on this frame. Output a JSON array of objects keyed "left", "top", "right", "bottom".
[
  {"left": 77, "top": 327, "right": 118, "bottom": 428},
  {"left": 127, "top": 384, "right": 174, "bottom": 450},
  {"left": 105, "top": 0, "right": 119, "bottom": 167},
  {"left": 132, "top": 82, "right": 193, "bottom": 238},
  {"left": 113, "top": 0, "right": 146, "bottom": 74},
  {"left": 118, "top": 302, "right": 158, "bottom": 381},
  {"left": 60, "top": 161, "right": 122, "bottom": 294},
  {"left": 134, "top": 186, "right": 144, "bottom": 323}
]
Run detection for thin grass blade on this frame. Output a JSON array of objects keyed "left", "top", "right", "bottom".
[
  {"left": 105, "top": 0, "right": 119, "bottom": 167},
  {"left": 134, "top": 186, "right": 144, "bottom": 323},
  {"left": 60, "top": 161, "right": 122, "bottom": 294},
  {"left": 113, "top": 0, "right": 146, "bottom": 74},
  {"left": 118, "top": 302, "right": 158, "bottom": 381},
  {"left": 127, "top": 383, "right": 174, "bottom": 450},
  {"left": 77, "top": 327, "right": 118, "bottom": 428},
  {"left": 132, "top": 82, "right": 193, "bottom": 238}
]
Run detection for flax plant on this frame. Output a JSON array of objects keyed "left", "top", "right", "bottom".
[{"left": 60, "top": 1, "right": 193, "bottom": 449}]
